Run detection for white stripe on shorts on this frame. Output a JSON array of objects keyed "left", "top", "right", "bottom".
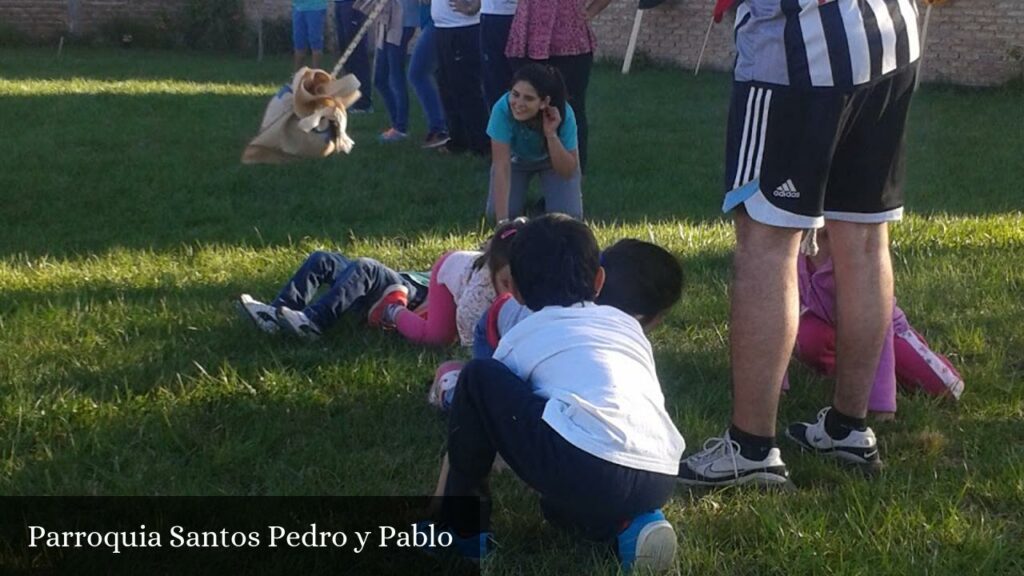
[
  {"left": 733, "top": 87, "right": 773, "bottom": 190},
  {"left": 824, "top": 207, "right": 904, "bottom": 223}
]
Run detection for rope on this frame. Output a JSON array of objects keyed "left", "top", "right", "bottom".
[{"left": 331, "top": 0, "right": 392, "bottom": 78}]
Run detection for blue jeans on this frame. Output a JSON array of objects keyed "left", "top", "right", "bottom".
[
  {"left": 486, "top": 158, "right": 584, "bottom": 219},
  {"left": 480, "top": 14, "right": 514, "bottom": 109},
  {"left": 442, "top": 359, "right": 676, "bottom": 540},
  {"left": 408, "top": 22, "right": 447, "bottom": 135},
  {"left": 271, "top": 251, "right": 426, "bottom": 331},
  {"left": 334, "top": 0, "right": 372, "bottom": 110},
  {"left": 375, "top": 27, "right": 416, "bottom": 133}
]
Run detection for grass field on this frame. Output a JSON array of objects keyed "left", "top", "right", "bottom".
[{"left": 0, "top": 47, "right": 1022, "bottom": 574}]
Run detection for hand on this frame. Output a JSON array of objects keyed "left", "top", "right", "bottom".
[
  {"left": 449, "top": 0, "right": 479, "bottom": 15},
  {"left": 542, "top": 106, "right": 561, "bottom": 137}
]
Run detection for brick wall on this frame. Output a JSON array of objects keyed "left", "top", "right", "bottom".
[
  {"left": 591, "top": 0, "right": 1024, "bottom": 86},
  {"left": 3, "top": 0, "right": 1021, "bottom": 85}
]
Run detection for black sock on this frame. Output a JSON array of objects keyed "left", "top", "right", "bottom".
[
  {"left": 824, "top": 406, "right": 867, "bottom": 440},
  {"left": 729, "top": 424, "right": 775, "bottom": 461}
]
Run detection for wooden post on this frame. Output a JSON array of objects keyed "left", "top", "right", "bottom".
[
  {"left": 694, "top": 16, "right": 714, "bottom": 76},
  {"left": 915, "top": 4, "right": 933, "bottom": 90},
  {"left": 622, "top": 8, "right": 645, "bottom": 75}
]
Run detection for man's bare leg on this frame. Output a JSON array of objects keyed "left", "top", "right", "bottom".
[
  {"left": 828, "top": 220, "right": 893, "bottom": 419},
  {"left": 730, "top": 210, "right": 803, "bottom": 437}
]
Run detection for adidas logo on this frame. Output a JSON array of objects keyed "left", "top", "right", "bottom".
[{"left": 772, "top": 179, "right": 800, "bottom": 199}]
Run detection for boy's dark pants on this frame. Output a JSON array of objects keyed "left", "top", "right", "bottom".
[
  {"left": 442, "top": 359, "right": 676, "bottom": 541},
  {"left": 435, "top": 25, "right": 489, "bottom": 155}
]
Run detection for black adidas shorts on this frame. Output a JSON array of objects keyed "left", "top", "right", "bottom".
[{"left": 722, "top": 66, "right": 916, "bottom": 228}]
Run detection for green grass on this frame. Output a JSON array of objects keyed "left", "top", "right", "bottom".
[{"left": 1, "top": 47, "right": 1023, "bottom": 574}]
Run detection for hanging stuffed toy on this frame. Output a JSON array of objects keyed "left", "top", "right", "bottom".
[{"left": 241, "top": 68, "right": 361, "bottom": 164}]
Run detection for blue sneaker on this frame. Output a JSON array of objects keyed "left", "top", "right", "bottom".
[
  {"left": 617, "top": 510, "right": 677, "bottom": 572},
  {"left": 414, "top": 521, "right": 495, "bottom": 562}
]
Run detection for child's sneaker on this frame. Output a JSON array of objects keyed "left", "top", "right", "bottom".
[
  {"left": 378, "top": 128, "right": 408, "bottom": 142},
  {"left": 422, "top": 131, "right": 451, "bottom": 149},
  {"left": 677, "top": 431, "right": 790, "bottom": 487},
  {"left": 238, "top": 294, "right": 280, "bottom": 334},
  {"left": 617, "top": 510, "right": 677, "bottom": 572},
  {"left": 275, "top": 306, "right": 322, "bottom": 340},
  {"left": 367, "top": 285, "right": 409, "bottom": 328},
  {"left": 428, "top": 361, "right": 463, "bottom": 410},
  {"left": 786, "top": 407, "right": 884, "bottom": 474},
  {"left": 413, "top": 521, "right": 495, "bottom": 562}
]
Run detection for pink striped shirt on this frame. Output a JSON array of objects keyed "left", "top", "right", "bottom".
[{"left": 505, "top": 0, "right": 596, "bottom": 60}]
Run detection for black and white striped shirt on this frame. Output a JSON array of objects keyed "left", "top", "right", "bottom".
[{"left": 734, "top": 0, "right": 921, "bottom": 89}]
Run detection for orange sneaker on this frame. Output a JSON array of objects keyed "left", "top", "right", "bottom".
[{"left": 367, "top": 285, "right": 409, "bottom": 328}]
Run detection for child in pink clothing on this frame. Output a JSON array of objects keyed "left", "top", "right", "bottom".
[
  {"left": 378, "top": 218, "right": 525, "bottom": 346},
  {"left": 785, "top": 230, "right": 965, "bottom": 416}
]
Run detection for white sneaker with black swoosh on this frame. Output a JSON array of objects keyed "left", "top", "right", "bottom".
[
  {"left": 786, "top": 407, "right": 883, "bottom": 474},
  {"left": 677, "top": 431, "right": 790, "bottom": 487}
]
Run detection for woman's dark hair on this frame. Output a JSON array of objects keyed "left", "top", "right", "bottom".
[
  {"left": 596, "top": 239, "right": 684, "bottom": 322},
  {"left": 474, "top": 217, "right": 529, "bottom": 280},
  {"left": 508, "top": 214, "right": 600, "bottom": 311},
  {"left": 510, "top": 63, "right": 568, "bottom": 134}
]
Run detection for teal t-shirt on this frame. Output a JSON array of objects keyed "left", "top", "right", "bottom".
[
  {"left": 486, "top": 92, "right": 578, "bottom": 163},
  {"left": 294, "top": 0, "right": 328, "bottom": 10}
]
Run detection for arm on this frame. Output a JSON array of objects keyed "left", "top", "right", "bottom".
[
  {"left": 543, "top": 107, "right": 578, "bottom": 179},
  {"left": 450, "top": 0, "right": 481, "bottom": 15},
  {"left": 491, "top": 140, "right": 513, "bottom": 222},
  {"left": 585, "top": 0, "right": 614, "bottom": 20}
]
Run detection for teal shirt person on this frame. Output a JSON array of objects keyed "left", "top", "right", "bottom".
[
  {"left": 294, "top": 0, "right": 328, "bottom": 10},
  {"left": 486, "top": 91, "right": 578, "bottom": 163}
]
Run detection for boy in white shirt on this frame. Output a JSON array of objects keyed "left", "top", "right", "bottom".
[{"left": 431, "top": 214, "right": 684, "bottom": 572}]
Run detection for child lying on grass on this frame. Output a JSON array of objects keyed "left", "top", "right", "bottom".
[{"left": 238, "top": 219, "right": 526, "bottom": 346}]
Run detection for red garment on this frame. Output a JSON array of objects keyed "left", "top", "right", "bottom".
[
  {"left": 713, "top": 0, "right": 739, "bottom": 23},
  {"left": 505, "top": 0, "right": 596, "bottom": 60}
]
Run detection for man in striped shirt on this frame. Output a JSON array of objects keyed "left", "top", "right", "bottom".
[{"left": 679, "top": 0, "right": 922, "bottom": 487}]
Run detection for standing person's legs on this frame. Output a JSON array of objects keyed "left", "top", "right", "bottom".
[
  {"left": 307, "top": 9, "right": 326, "bottom": 70},
  {"left": 408, "top": 22, "right": 448, "bottom": 137},
  {"left": 827, "top": 221, "right": 894, "bottom": 420},
  {"left": 334, "top": 0, "right": 373, "bottom": 110},
  {"left": 387, "top": 27, "right": 415, "bottom": 133},
  {"left": 538, "top": 162, "right": 583, "bottom": 219},
  {"left": 451, "top": 25, "right": 489, "bottom": 155},
  {"left": 374, "top": 43, "right": 397, "bottom": 126},
  {"left": 730, "top": 212, "right": 803, "bottom": 437},
  {"left": 394, "top": 252, "right": 459, "bottom": 345},
  {"left": 547, "top": 53, "right": 593, "bottom": 171},
  {"left": 434, "top": 27, "right": 468, "bottom": 151},
  {"left": 479, "top": 13, "right": 514, "bottom": 108},
  {"left": 292, "top": 10, "right": 310, "bottom": 70}
]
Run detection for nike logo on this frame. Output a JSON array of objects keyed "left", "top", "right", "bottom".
[{"left": 863, "top": 450, "right": 878, "bottom": 459}]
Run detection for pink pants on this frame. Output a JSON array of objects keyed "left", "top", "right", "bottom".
[
  {"left": 785, "top": 313, "right": 964, "bottom": 412},
  {"left": 395, "top": 252, "right": 458, "bottom": 346}
]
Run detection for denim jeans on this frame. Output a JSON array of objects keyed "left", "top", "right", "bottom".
[
  {"left": 334, "top": 0, "right": 372, "bottom": 110},
  {"left": 375, "top": 27, "right": 416, "bottom": 133},
  {"left": 408, "top": 22, "right": 447, "bottom": 135},
  {"left": 479, "top": 14, "right": 514, "bottom": 109},
  {"left": 442, "top": 359, "right": 676, "bottom": 540},
  {"left": 271, "top": 251, "right": 426, "bottom": 331},
  {"left": 435, "top": 24, "right": 489, "bottom": 154},
  {"left": 486, "top": 158, "right": 583, "bottom": 219}
]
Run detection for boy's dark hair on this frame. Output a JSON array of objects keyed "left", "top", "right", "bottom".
[
  {"left": 596, "top": 239, "right": 684, "bottom": 323},
  {"left": 509, "top": 214, "right": 600, "bottom": 311}
]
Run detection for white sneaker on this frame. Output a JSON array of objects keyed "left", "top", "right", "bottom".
[
  {"left": 786, "top": 407, "right": 883, "bottom": 474},
  {"left": 677, "top": 430, "right": 790, "bottom": 487},
  {"left": 276, "top": 306, "right": 322, "bottom": 340},
  {"left": 238, "top": 294, "right": 280, "bottom": 334}
]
